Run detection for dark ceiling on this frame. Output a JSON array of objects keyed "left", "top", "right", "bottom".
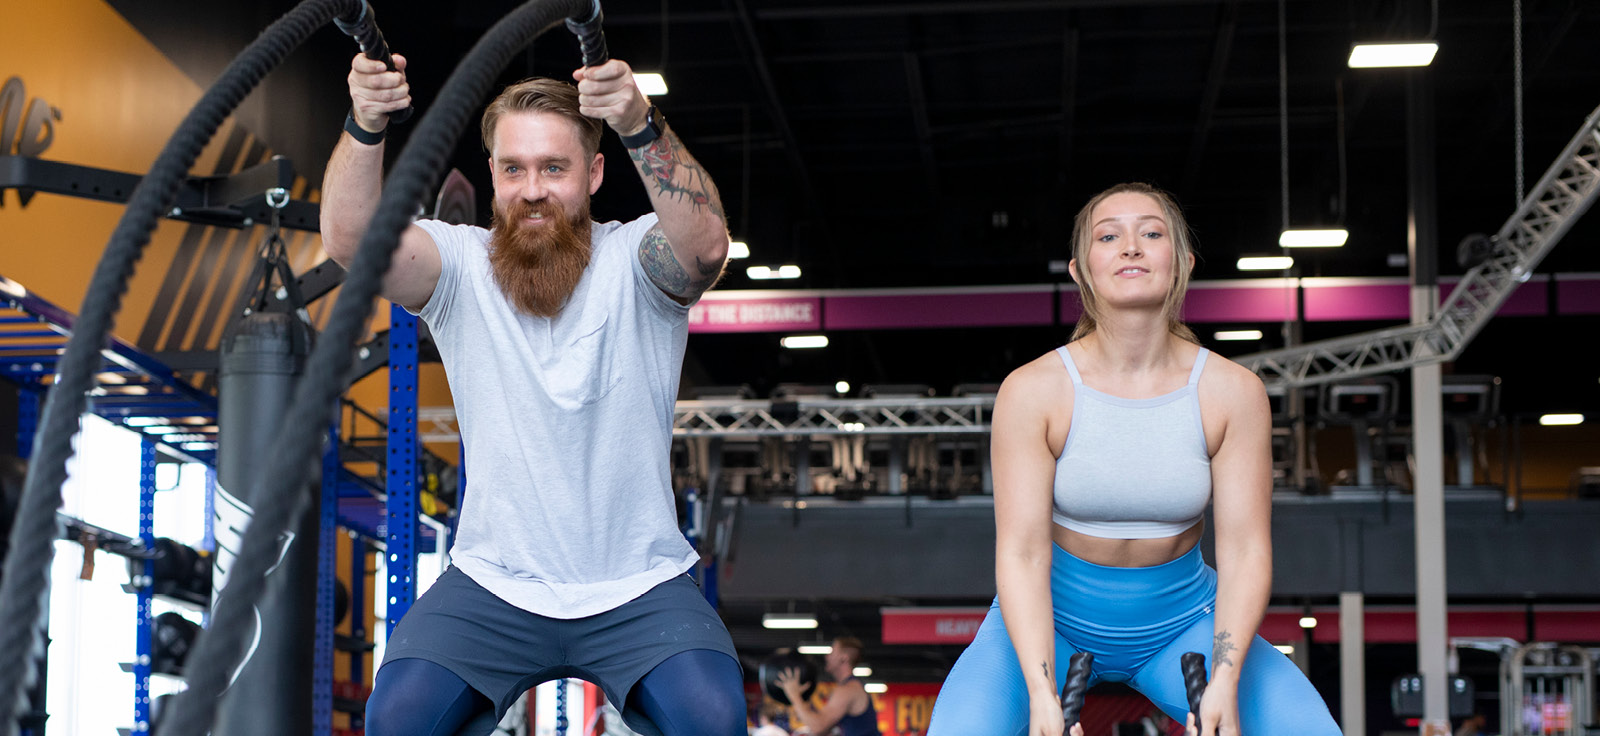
[
  {"left": 355, "top": 0, "right": 1600, "bottom": 405},
  {"left": 387, "top": 0, "right": 1600, "bottom": 285}
]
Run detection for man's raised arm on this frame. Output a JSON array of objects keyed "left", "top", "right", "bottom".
[
  {"left": 574, "top": 59, "right": 729, "bottom": 303},
  {"left": 321, "top": 52, "right": 440, "bottom": 312}
]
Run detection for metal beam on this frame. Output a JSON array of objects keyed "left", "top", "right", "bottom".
[
  {"left": 1239, "top": 103, "right": 1600, "bottom": 388},
  {"left": 725, "top": 0, "right": 820, "bottom": 215},
  {"left": 1060, "top": 24, "right": 1080, "bottom": 178},
  {"left": 1181, "top": 0, "right": 1239, "bottom": 194},
  {"left": 903, "top": 52, "right": 940, "bottom": 196},
  {"left": 610, "top": 0, "right": 1327, "bottom": 24}
]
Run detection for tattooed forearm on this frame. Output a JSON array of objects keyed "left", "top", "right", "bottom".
[
  {"left": 630, "top": 129, "right": 726, "bottom": 221},
  {"left": 639, "top": 224, "right": 723, "bottom": 299},
  {"left": 1212, "top": 631, "right": 1237, "bottom": 669}
]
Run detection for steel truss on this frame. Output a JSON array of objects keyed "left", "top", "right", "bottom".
[
  {"left": 1241, "top": 104, "right": 1600, "bottom": 388},
  {"left": 676, "top": 397, "right": 994, "bottom": 437}
]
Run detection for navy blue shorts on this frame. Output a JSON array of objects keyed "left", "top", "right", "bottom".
[{"left": 380, "top": 567, "right": 740, "bottom": 729}]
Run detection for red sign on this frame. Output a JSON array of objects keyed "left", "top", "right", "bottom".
[{"left": 880, "top": 607, "right": 988, "bottom": 644}]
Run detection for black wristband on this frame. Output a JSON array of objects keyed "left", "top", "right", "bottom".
[
  {"left": 344, "top": 111, "right": 385, "bottom": 146},
  {"left": 619, "top": 105, "right": 664, "bottom": 149}
]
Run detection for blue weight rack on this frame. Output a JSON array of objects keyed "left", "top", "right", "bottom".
[{"left": 0, "top": 277, "right": 438, "bottom": 735}]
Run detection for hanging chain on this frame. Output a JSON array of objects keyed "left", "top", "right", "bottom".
[
  {"left": 1512, "top": 0, "right": 1526, "bottom": 205},
  {"left": 262, "top": 187, "right": 290, "bottom": 264}
]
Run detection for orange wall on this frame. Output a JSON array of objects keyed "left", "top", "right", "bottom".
[{"left": 2, "top": 0, "right": 453, "bottom": 448}]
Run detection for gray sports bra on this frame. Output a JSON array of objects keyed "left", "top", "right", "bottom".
[{"left": 1050, "top": 345, "right": 1212, "bottom": 539}]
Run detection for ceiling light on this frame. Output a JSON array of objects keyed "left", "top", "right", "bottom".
[
  {"left": 762, "top": 613, "right": 818, "bottom": 630},
  {"left": 1215, "top": 330, "right": 1264, "bottom": 341},
  {"left": 1539, "top": 414, "right": 1584, "bottom": 426},
  {"left": 781, "top": 335, "right": 828, "bottom": 349},
  {"left": 1275, "top": 644, "right": 1295, "bottom": 655},
  {"left": 728, "top": 241, "right": 750, "bottom": 259},
  {"left": 797, "top": 645, "right": 833, "bottom": 655},
  {"left": 853, "top": 666, "right": 872, "bottom": 677},
  {"left": 123, "top": 417, "right": 169, "bottom": 427},
  {"left": 746, "top": 264, "right": 801, "bottom": 280},
  {"left": 864, "top": 683, "right": 888, "bottom": 694},
  {"left": 835, "top": 381, "right": 851, "bottom": 394},
  {"left": 1237, "top": 256, "right": 1295, "bottom": 271},
  {"left": 1279, "top": 229, "right": 1349, "bottom": 248},
  {"left": 1348, "top": 42, "right": 1438, "bottom": 69},
  {"left": 1299, "top": 616, "right": 1318, "bottom": 629},
  {"left": 633, "top": 73, "right": 668, "bottom": 96}
]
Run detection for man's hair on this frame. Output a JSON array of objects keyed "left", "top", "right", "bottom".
[
  {"left": 833, "top": 636, "right": 865, "bottom": 666},
  {"left": 480, "top": 78, "right": 604, "bottom": 156}
]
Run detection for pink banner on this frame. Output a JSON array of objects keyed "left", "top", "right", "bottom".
[
  {"left": 1183, "top": 281, "right": 1297, "bottom": 322},
  {"left": 1557, "top": 276, "right": 1600, "bottom": 314},
  {"left": 685, "top": 275, "right": 1595, "bottom": 333},
  {"left": 687, "top": 295, "right": 821, "bottom": 333},
  {"left": 825, "top": 289, "right": 1054, "bottom": 330},
  {"left": 1303, "top": 280, "right": 1411, "bottom": 322}
]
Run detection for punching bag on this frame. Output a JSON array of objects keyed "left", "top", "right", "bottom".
[{"left": 214, "top": 310, "right": 316, "bottom": 734}]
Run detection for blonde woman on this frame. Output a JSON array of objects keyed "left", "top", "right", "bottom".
[{"left": 927, "top": 183, "right": 1339, "bottom": 736}]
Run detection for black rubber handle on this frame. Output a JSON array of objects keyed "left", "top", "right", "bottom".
[
  {"left": 564, "top": 0, "right": 609, "bottom": 67},
  {"left": 334, "top": 1, "right": 415, "bottom": 124},
  {"left": 1059, "top": 652, "right": 1094, "bottom": 727},
  {"left": 1181, "top": 652, "right": 1208, "bottom": 732}
]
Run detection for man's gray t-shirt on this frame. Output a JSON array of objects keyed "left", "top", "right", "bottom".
[{"left": 411, "top": 214, "right": 699, "bottom": 618}]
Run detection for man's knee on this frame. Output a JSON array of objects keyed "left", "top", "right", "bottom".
[
  {"left": 363, "top": 681, "right": 410, "bottom": 736},
  {"left": 665, "top": 688, "right": 745, "bottom": 736},
  {"left": 365, "top": 658, "right": 489, "bottom": 736}
]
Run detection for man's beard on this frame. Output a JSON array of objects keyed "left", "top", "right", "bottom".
[{"left": 488, "top": 197, "right": 593, "bottom": 318}]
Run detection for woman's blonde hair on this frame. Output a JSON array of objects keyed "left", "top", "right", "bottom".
[{"left": 1068, "top": 182, "right": 1199, "bottom": 344}]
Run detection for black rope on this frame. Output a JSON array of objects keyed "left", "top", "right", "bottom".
[
  {"left": 160, "top": 1, "right": 594, "bottom": 733},
  {"left": 0, "top": 1, "right": 372, "bottom": 730}
]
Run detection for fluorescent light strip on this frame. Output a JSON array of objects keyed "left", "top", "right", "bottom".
[
  {"left": 1275, "top": 644, "right": 1295, "bottom": 655},
  {"left": 781, "top": 335, "right": 829, "bottom": 349},
  {"left": 864, "top": 683, "right": 888, "bottom": 694},
  {"left": 762, "top": 613, "right": 818, "bottom": 630},
  {"left": 797, "top": 645, "right": 833, "bottom": 655},
  {"left": 1348, "top": 42, "right": 1438, "bottom": 69},
  {"left": 1279, "top": 229, "right": 1349, "bottom": 248},
  {"left": 728, "top": 241, "right": 750, "bottom": 259},
  {"left": 853, "top": 666, "right": 872, "bottom": 677},
  {"left": 1539, "top": 413, "right": 1584, "bottom": 426},
  {"left": 1237, "top": 256, "right": 1295, "bottom": 271},
  {"left": 746, "top": 264, "right": 801, "bottom": 280},
  {"left": 1299, "top": 616, "right": 1318, "bottom": 629},
  {"left": 1214, "top": 330, "right": 1264, "bottom": 341},
  {"left": 633, "top": 73, "right": 668, "bottom": 96}
]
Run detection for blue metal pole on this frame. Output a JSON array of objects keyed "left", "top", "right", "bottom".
[
  {"left": 134, "top": 439, "right": 157, "bottom": 733},
  {"left": 15, "top": 387, "right": 38, "bottom": 458},
  {"left": 314, "top": 423, "right": 340, "bottom": 736},
  {"left": 386, "top": 304, "right": 419, "bottom": 635},
  {"left": 16, "top": 386, "right": 46, "bottom": 736},
  {"left": 349, "top": 536, "right": 366, "bottom": 686}
]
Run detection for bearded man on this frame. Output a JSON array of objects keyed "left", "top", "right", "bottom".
[{"left": 321, "top": 51, "right": 739, "bottom": 736}]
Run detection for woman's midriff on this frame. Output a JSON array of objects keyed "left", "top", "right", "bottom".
[{"left": 1051, "top": 519, "right": 1204, "bottom": 568}]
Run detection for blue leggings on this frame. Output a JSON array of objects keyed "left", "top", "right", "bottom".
[
  {"left": 366, "top": 649, "right": 746, "bottom": 736},
  {"left": 928, "top": 543, "right": 1339, "bottom": 735}
]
